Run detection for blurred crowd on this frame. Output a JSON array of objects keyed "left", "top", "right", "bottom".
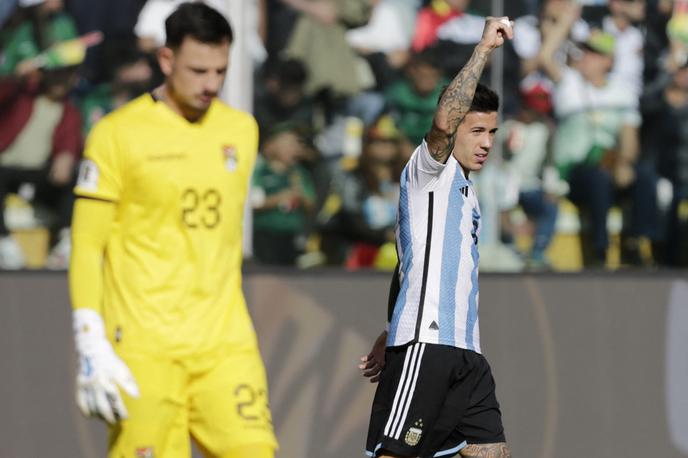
[{"left": 1, "top": 0, "right": 688, "bottom": 271}]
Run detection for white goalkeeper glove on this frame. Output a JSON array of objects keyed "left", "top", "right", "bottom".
[{"left": 73, "top": 308, "right": 139, "bottom": 424}]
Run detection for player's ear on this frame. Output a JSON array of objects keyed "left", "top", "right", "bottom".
[{"left": 158, "top": 46, "right": 175, "bottom": 77}]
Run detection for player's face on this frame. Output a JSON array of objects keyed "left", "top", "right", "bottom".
[
  {"left": 453, "top": 111, "right": 498, "bottom": 173},
  {"left": 160, "top": 37, "right": 230, "bottom": 117}
]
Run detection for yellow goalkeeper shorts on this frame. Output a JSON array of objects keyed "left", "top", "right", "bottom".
[{"left": 108, "top": 346, "right": 277, "bottom": 458}]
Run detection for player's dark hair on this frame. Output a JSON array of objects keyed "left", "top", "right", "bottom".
[
  {"left": 469, "top": 83, "right": 500, "bottom": 113},
  {"left": 165, "top": 2, "right": 233, "bottom": 49},
  {"left": 437, "top": 82, "right": 500, "bottom": 113}
]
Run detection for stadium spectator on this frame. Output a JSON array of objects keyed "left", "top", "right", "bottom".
[
  {"left": 515, "top": 0, "right": 590, "bottom": 76},
  {"left": 319, "top": 115, "right": 403, "bottom": 268},
  {"left": 250, "top": 124, "right": 316, "bottom": 266},
  {"left": 603, "top": 0, "right": 646, "bottom": 97},
  {"left": 410, "top": 0, "right": 490, "bottom": 82},
  {"left": 434, "top": 1, "right": 486, "bottom": 47},
  {"left": 62, "top": 0, "right": 145, "bottom": 83},
  {"left": 385, "top": 49, "right": 448, "bottom": 148},
  {"left": 0, "top": 64, "right": 82, "bottom": 269},
  {"left": 513, "top": 0, "right": 591, "bottom": 117},
  {"left": 253, "top": 57, "right": 314, "bottom": 144},
  {"left": 282, "top": 0, "right": 372, "bottom": 108},
  {"left": 261, "top": 0, "right": 301, "bottom": 59},
  {"left": 0, "top": 0, "right": 78, "bottom": 76},
  {"left": 79, "top": 43, "right": 154, "bottom": 135},
  {"left": 641, "top": 44, "right": 688, "bottom": 266},
  {"left": 345, "top": 0, "right": 417, "bottom": 120},
  {"left": 643, "top": 0, "right": 673, "bottom": 84},
  {"left": 540, "top": 3, "right": 658, "bottom": 266},
  {"left": 346, "top": 0, "right": 414, "bottom": 56},
  {"left": 499, "top": 93, "right": 561, "bottom": 269},
  {"left": 411, "top": 0, "right": 466, "bottom": 52}
]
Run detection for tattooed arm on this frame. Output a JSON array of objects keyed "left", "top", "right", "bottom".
[
  {"left": 425, "top": 16, "right": 513, "bottom": 164},
  {"left": 460, "top": 442, "right": 512, "bottom": 458}
]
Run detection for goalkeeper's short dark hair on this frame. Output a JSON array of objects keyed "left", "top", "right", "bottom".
[{"left": 165, "top": 2, "right": 233, "bottom": 49}]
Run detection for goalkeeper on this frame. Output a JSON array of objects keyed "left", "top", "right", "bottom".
[{"left": 68, "top": 3, "right": 277, "bottom": 457}]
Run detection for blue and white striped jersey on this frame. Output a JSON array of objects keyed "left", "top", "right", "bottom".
[{"left": 387, "top": 140, "right": 482, "bottom": 353}]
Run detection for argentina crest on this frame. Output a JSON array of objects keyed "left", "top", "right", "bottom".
[{"left": 404, "top": 419, "right": 424, "bottom": 446}]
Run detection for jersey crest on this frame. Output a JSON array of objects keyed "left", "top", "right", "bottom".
[
  {"left": 404, "top": 419, "right": 424, "bottom": 446},
  {"left": 223, "top": 145, "right": 238, "bottom": 172}
]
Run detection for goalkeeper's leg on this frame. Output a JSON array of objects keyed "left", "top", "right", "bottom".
[
  {"left": 108, "top": 352, "right": 190, "bottom": 458},
  {"left": 189, "top": 348, "right": 278, "bottom": 457}
]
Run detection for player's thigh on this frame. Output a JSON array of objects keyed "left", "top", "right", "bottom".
[
  {"left": 108, "top": 353, "right": 189, "bottom": 458},
  {"left": 455, "top": 355, "right": 506, "bottom": 447},
  {"left": 189, "top": 348, "right": 277, "bottom": 457},
  {"left": 459, "top": 442, "right": 511, "bottom": 457},
  {"left": 367, "top": 343, "right": 470, "bottom": 458}
]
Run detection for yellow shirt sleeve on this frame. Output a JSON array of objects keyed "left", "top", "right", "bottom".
[
  {"left": 69, "top": 198, "right": 116, "bottom": 312},
  {"left": 74, "top": 117, "right": 124, "bottom": 202},
  {"left": 71, "top": 117, "right": 125, "bottom": 312}
]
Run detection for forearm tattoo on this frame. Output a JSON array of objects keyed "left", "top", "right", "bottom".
[
  {"left": 460, "top": 442, "right": 512, "bottom": 458},
  {"left": 427, "top": 47, "right": 490, "bottom": 162}
]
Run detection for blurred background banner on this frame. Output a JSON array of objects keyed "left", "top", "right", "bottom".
[{"left": 1, "top": 270, "right": 687, "bottom": 458}]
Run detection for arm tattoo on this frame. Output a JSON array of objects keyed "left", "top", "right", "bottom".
[
  {"left": 460, "top": 442, "right": 512, "bottom": 458},
  {"left": 426, "top": 46, "right": 490, "bottom": 163}
]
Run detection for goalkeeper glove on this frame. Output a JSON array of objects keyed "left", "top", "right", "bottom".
[{"left": 73, "top": 308, "right": 139, "bottom": 423}]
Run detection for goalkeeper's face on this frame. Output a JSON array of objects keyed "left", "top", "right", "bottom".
[{"left": 160, "top": 36, "right": 230, "bottom": 116}]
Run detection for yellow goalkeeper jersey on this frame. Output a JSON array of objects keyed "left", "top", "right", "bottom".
[{"left": 74, "top": 94, "right": 259, "bottom": 358}]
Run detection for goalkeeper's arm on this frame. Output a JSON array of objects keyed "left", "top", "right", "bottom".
[{"left": 69, "top": 197, "right": 139, "bottom": 423}]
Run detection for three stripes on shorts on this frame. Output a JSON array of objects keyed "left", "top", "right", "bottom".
[{"left": 383, "top": 343, "right": 426, "bottom": 440}]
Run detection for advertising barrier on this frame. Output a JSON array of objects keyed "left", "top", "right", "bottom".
[{"left": 1, "top": 271, "right": 686, "bottom": 458}]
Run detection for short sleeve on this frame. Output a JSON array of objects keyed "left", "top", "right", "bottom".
[
  {"left": 74, "top": 118, "right": 124, "bottom": 202},
  {"left": 404, "top": 139, "right": 448, "bottom": 190}
]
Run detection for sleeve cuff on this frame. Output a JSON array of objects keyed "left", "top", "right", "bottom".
[{"left": 417, "top": 139, "right": 449, "bottom": 173}]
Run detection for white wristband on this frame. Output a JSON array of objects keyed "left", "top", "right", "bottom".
[{"left": 73, "top": 308, "right": 107, "bottom": 350}]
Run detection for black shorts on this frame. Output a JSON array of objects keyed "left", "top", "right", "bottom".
[{"left": 365, "top": 342, "right": 505, "bottom": 458}]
